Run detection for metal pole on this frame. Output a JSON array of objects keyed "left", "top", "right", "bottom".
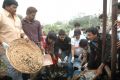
[
  {"left": 102, "top": 0, "right": 107, "bottom": 61},
  {"left": 111, "top": 0, "right": 118, "bottom": 79}
]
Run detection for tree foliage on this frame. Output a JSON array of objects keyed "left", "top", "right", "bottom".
[{"left": 43, "top": 15, "right": 100, "bottom": 34}]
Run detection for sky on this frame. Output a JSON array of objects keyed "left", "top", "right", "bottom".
[{"left": 0, "top": 0, "right": 116, "bottom": 24}]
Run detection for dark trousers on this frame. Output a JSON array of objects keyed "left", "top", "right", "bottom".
[{"left": 22, "top": 73, "right": 30, "bottom": 80}]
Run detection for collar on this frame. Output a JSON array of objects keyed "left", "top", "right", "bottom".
[
  {"left": 3, "top": 9, "right": 16, "bottom": 18},
  {"left": 93, "top": 37, "right": 98, "bottom": 42},
  {"left": 23, "top": 17, "right": 35, "bottom": 23},
  {"left": 3, "top": 9, "right": 10, "bottom": 17}
]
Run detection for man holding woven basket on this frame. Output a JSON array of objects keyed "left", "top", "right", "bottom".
[{"left": 0, "top": 0, "right": 25, "bottom": 80}]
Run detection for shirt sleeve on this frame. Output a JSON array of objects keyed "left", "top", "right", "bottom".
[
  {"left": 0, "top": 13, "right": 2, "bottom": 29},
  {"left": 71, "top": 38, "right": 75, "bottom": 46},
  {"left": 68, "top": 37, "right": 71, "bottom": 54},
  {"left": 38, "top": 21, "right": 42, "bottom": 42},
  {"left": 80, "top": 35, "right": 86, "bottom": 39},
  {"left": 19, "top": 20, "right": 24, "bottom": 33}
]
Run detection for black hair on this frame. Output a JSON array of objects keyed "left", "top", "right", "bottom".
[
  {"left": 79, "top": 39, "right": 88, "bottom": 48},
  {"left": 99, "top": 14, "right": 103, "bottom": 19},
  {"left": 74, "top": 29, "right": 81, "bottom": 36},
  {"left": 99, "top": 14, "right": 107, "bottom": 19},
  {"left": 86, "top": 27, "right": 98, "bottom": 35},
  {"left": 2, "top": 0, "right": 18, "bottom": 9},
  {"left": 74, "top": 22, "right": 80, "bottom": 27},
  {"left": 58, "top": 29, "right": 65, "bottom": 35},
  {"left": 26, "top": 7, "right": 37, "bottom": 15},
  {"left": 46, "top": 31, "right": 57, "bottom": 44},
  {"left": 96, "top": 26, "right": 100, "bottom": 30}
]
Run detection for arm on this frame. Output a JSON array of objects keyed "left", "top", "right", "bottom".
[
  {"left": 71, "top": 38, "right": 75, "bottom": 62},
  {"left": 19, "top": 19, "right": 28, "bottom": 39},
  {"left": 54, "top": 41, "right": 60, "bottom": 57},
  {"left": 71, "top": 45, "right": 75, "bottom": 57},
  {"left": 38, "top": 22, "right": 42, "bottom": 43},
  {"left": 0, "top": 14, "right": 2, "bottom": 44},
  {"left": 81, "top": 50, "right": 88, "bottom": 66},
  {"left": 95, "top": 35, "right": 111, "bottom": 78},
  {"left": 0, "top": 36, "right": 2, "bottom": 44},
  {"left": 71, "top": 38, "right": 75, "bottom": 57},
  {"left": 66, "top": 37, "right": 71, "bottom": 56}
]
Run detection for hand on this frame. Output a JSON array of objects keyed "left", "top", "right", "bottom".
[
  {"left": 52, "top": 54, "right": 57, "bottom": 60},
  {"left": 41, "top": 46, "right": 45, "bottom": 52},
  {"left": 64, "top": 56, "right": 68, "bottom": 62},
  {"left": 42, "top": 51, "right": 46, "bottom": 55},
  {"left": 2, "top": 42, "right": 9, "bottom": 49},
  {"left": 113, "top": 20, "right": 118, "bottom": 27},
  {"left": 0, "top": 38, "right": 2, "bottom": 44},
  {"left": 58, "top": 58, "right": 62, "bottom": 63},
  {"left": 117, "top": 41, "right": 120, "bottom": 49},
  {"left": 20, "top": 33, "right": 24, "bottom": 38},
  {"left": 71, "top": 57, "right": 74, "bottom": 63},
  {"left": 95, "top": 67, "right": 103, "bottom": 78}
]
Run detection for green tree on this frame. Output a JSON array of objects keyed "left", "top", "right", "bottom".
[{"left": 43, "top": 15, "right": 101, "bottom": 34}]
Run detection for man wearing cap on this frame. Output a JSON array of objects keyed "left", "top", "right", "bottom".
[{"left": 0, "top": 0, "right": 23, "bottom": 80}]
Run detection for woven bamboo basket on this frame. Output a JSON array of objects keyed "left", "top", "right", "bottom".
[
  {"left": 72, "top": 70, "right": 96, "bottom": 80},
  {"left": 6, "top": 38, "right": 43, "bottom": 73}
]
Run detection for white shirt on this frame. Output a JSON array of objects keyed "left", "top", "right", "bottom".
[
  {"left": 71, "top": 35, "right": 86, "bottom": 47},
  {"left": 109, "top": 27, "right": 120, "bottom": 40}
]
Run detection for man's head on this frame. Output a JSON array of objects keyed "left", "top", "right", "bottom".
[
  {"left": 58, "top": 29, "right": 66, "bottom": 41},
  {"left": 74, "top": 29, "right": 81, "bottom": 39},
  {"left": 46, "top": 31, "right": 57, "bottom": 43},
  {"left": 79, "top": 39, "right": 88, "bottom": 49},
  {"left": 99, "top": 14, "right": 103, "bottom": 22},
  {"left": 99, "top": 14, "right": 108, "bottom": 23},
  {"left": 86, "top": 27, "right": 98, "bottom": 41},
  {"left": 26, "top": 7, "right": 37, "bottom": 21},
  {"left": 2, "top": 0, "right": 18, "bottom": 15},
  {"left": 74, "top": 22, "right": 80, "bottom": 29}
]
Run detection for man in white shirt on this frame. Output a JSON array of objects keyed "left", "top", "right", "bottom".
[
  {"left": 69, "top": 22, "right": 84, "bottom": 38},
  {"left": 71, "top": 29, "right": 86, "bottom": 63}
]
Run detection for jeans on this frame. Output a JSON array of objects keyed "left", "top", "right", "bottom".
[
  {"left": 22, "top": 73, "right": 30, "bottom": 80},
  {"left": 73, "top": 55, "right": 82, "bottom": 78},
  {"left": 0, "top": 54, "right": 23, "bottom": 80},
  {"left": 73, "top": 56, "right": 81, "bottom": 69}
]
